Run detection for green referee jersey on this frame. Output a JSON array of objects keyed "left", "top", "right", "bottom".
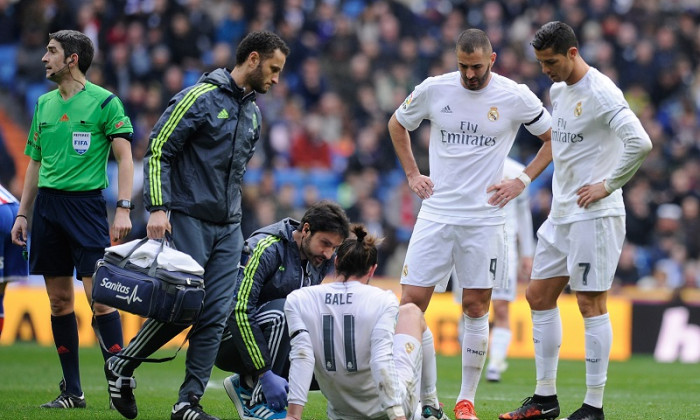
[{"left": 25, "top": 81, "right": 133, "bottom": 191}]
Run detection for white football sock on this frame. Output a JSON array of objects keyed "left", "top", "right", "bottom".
[
  {"left": 488, "top": 326, "right": 512, "bottom": 372},
  {"left": 583, "top": 313, "right": 611, "bottom": 408},
  {"left": 420, "top": 327, "right": 439, "bottom": 407},
  {"left": 457, "top": 313, "right": 489, "bottom": 402},
  {"left": 532, "top": 308, "right": 561, "bottom": 396}
]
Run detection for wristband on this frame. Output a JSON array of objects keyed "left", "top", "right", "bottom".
[
  {"left": 16, "top": 214, "right": 27, "bottom": 221},
  {"left": 603, "top": 179, "right": 613, "bottom": 194},
  {"left": 386, "top": 405, "right": 406, "bottom": 420},
  {"left": 516, "top": 172, "right": 532, "bottom": 187}
]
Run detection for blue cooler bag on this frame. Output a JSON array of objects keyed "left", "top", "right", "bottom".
[{"left": 93, "top": 237, "right": 205, "bottom": 327}]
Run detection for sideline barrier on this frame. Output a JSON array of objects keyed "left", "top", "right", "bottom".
[{"left": 1, "top": 286, "right": 631, "bottom": 360}]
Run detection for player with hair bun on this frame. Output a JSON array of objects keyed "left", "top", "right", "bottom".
[{"left": 284, "top": 224, "right": 449, "bottom": 420}]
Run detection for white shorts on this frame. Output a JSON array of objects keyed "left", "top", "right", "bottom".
[
  {"left": 393, "top": 334, "right": 422, "bottom": 419},
  {"left": 492, "top": 245, "right": 517, "bottom": 301},
  {"left": 401, "top": 219, "right": 507, "bottom": 290},
  {"left": 530, "top": 216, "right": 625, "bottom": 291}
]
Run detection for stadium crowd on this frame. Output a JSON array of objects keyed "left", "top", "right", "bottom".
[{"left": 0, "top": 0, "right": 699, "bottom": 288}]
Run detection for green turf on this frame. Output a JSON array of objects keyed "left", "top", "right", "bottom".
[{"left": 0, "top": 343, "right": 698, "bottom": 419}]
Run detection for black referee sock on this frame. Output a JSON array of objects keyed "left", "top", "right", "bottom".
[
  {"left": 95, "top": 311, "right": 124, "bottom": 360},
  {"left": 51, "top": 312, "right": 82, "bottom": 396}
]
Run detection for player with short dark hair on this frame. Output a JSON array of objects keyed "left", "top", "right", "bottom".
[
  {"left": 11, "top": 29, "right": 134, "bottom": 410},
  {"left": 492, "top": 21, "right": 652, "bottom": 420},
  {"left": 389, "top": 28, "right": 552, "bottom": 420}
]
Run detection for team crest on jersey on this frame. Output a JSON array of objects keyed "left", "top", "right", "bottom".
[
  {"left": 72, "top": 132, "right": 91, "bottom": 155},
  {"left": 402, "top": 93, "right": 413, "bottom": 110},
  {"left": 405, "top": 342, "right": 415, "bottom": 354},
  {"left": 574, "top": 101, "right": 583, "bottom": 117},
  {"left": 487, "top": 107, "right": 499, "bottom": 121},
  {"left": 402, "top": 264, "right": 408, "bottom": 278}
]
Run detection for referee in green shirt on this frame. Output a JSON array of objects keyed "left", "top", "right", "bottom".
[{"left": 11, "top": 30, "right": 134, "bottom": 410}]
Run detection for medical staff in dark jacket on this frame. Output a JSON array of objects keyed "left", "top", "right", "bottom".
[
  {"left": 217, "top": 201, "right": 349, "bottom": 420},
  {"left": 104, "top": 31, "right": 289, "bottom": 420}
]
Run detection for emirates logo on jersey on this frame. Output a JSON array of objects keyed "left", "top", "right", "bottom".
[
  {"left": 574, "top": 101, "right": 583, "bottom": 117},
  {"left": 487, "top": 107, "right": 499, "bottom": 121}
]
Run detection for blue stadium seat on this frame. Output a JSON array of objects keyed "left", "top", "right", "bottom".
[
  {"left": 273, "top": 167, "right": 306, "bottom": 190},
  {"left": 0, "top": 44, "right": 17, "bottom": 88},
  {"left": 243, "top": 167, "right": 263, "bottom": 184},
  {"left": 25, "top": 82, "right": 50, "bottom": 117},
  {"left": 308, "top": 168, "right": 340, "bottom": 189}
]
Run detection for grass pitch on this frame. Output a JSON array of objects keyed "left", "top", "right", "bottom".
[{"left": 0, "top": 343, "right": 698, "bottom": 419}]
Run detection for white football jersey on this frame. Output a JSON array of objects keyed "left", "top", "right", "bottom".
[
  {"left": 285, "top": 281, "right": 401, "bottom": 420},
  {"left": 395, "top": 71, "right": 551, "bottom": 226},
  {"left": 549, "top": 67, "right": 629, "bottom": 224}
]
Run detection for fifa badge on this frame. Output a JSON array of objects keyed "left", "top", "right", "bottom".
[{"left": 575, "top": 101, "right": 583, "bottom": 117}]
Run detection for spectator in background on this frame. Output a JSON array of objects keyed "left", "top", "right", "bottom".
[
  {"left": 681, "top": 196, "right": 700, "bottom": 260},
  {"left": 357, "top": 196, "right": 397, "bottom": 277},
  {"left": 614, "top": 242, "right": 641, "bottom": 289},
  {"left": 290, "top": 114, "right": 332, "bottom": 169},
  {"left": 215, "top": 1, "right": 246, "bottom": 47}
]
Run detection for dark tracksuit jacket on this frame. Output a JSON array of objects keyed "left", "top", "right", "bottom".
[
  {"left": 118, "top": 68, "right": 260, "bottom": 402},
  {"left": 143, "top": 67, "right": 261, "bottom": 223},
  {"left": 227, "top": 218, "right": 333, "bottom": 376}
]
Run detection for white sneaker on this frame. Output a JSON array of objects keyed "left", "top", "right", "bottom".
[{"left": 486, "top": 366, "right": 501, "bottom": 382}]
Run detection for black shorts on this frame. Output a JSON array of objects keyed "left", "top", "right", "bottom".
[{"left": 30, "top": 188, "right": 110, "bottom": 280}]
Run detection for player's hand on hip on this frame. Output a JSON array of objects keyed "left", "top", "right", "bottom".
[
  {"left": 576, "top": 182, "right": 610, "bottom": 208},
  {"left": 259, "top": 370, "right": 289, "bottom": 412},
  {"left": 111, "top": 209, "right": 132, "bottom": 242},
  {"left": 408, "top": 174, "right": 434, "bottom": 200},
  {"left": 487, "top": 178, "right": 524, "bottom": 208},
  {"left": 146, "top": 210, "right": 171, "bottom": 239},
  {"left": 11, "top": 217, "right": 27, "bottom": 246}
]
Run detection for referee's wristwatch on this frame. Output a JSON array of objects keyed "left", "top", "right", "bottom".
[{"left": 116, "top": 199, "right": 135, "bottom": 210}]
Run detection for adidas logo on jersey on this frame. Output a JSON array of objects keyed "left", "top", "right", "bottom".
[
  {"left": 441, "top": 105, "right": 452, "bottom": 113},
  {"left": 217, "top": 109, "right": 229, "bottom": 119}
]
